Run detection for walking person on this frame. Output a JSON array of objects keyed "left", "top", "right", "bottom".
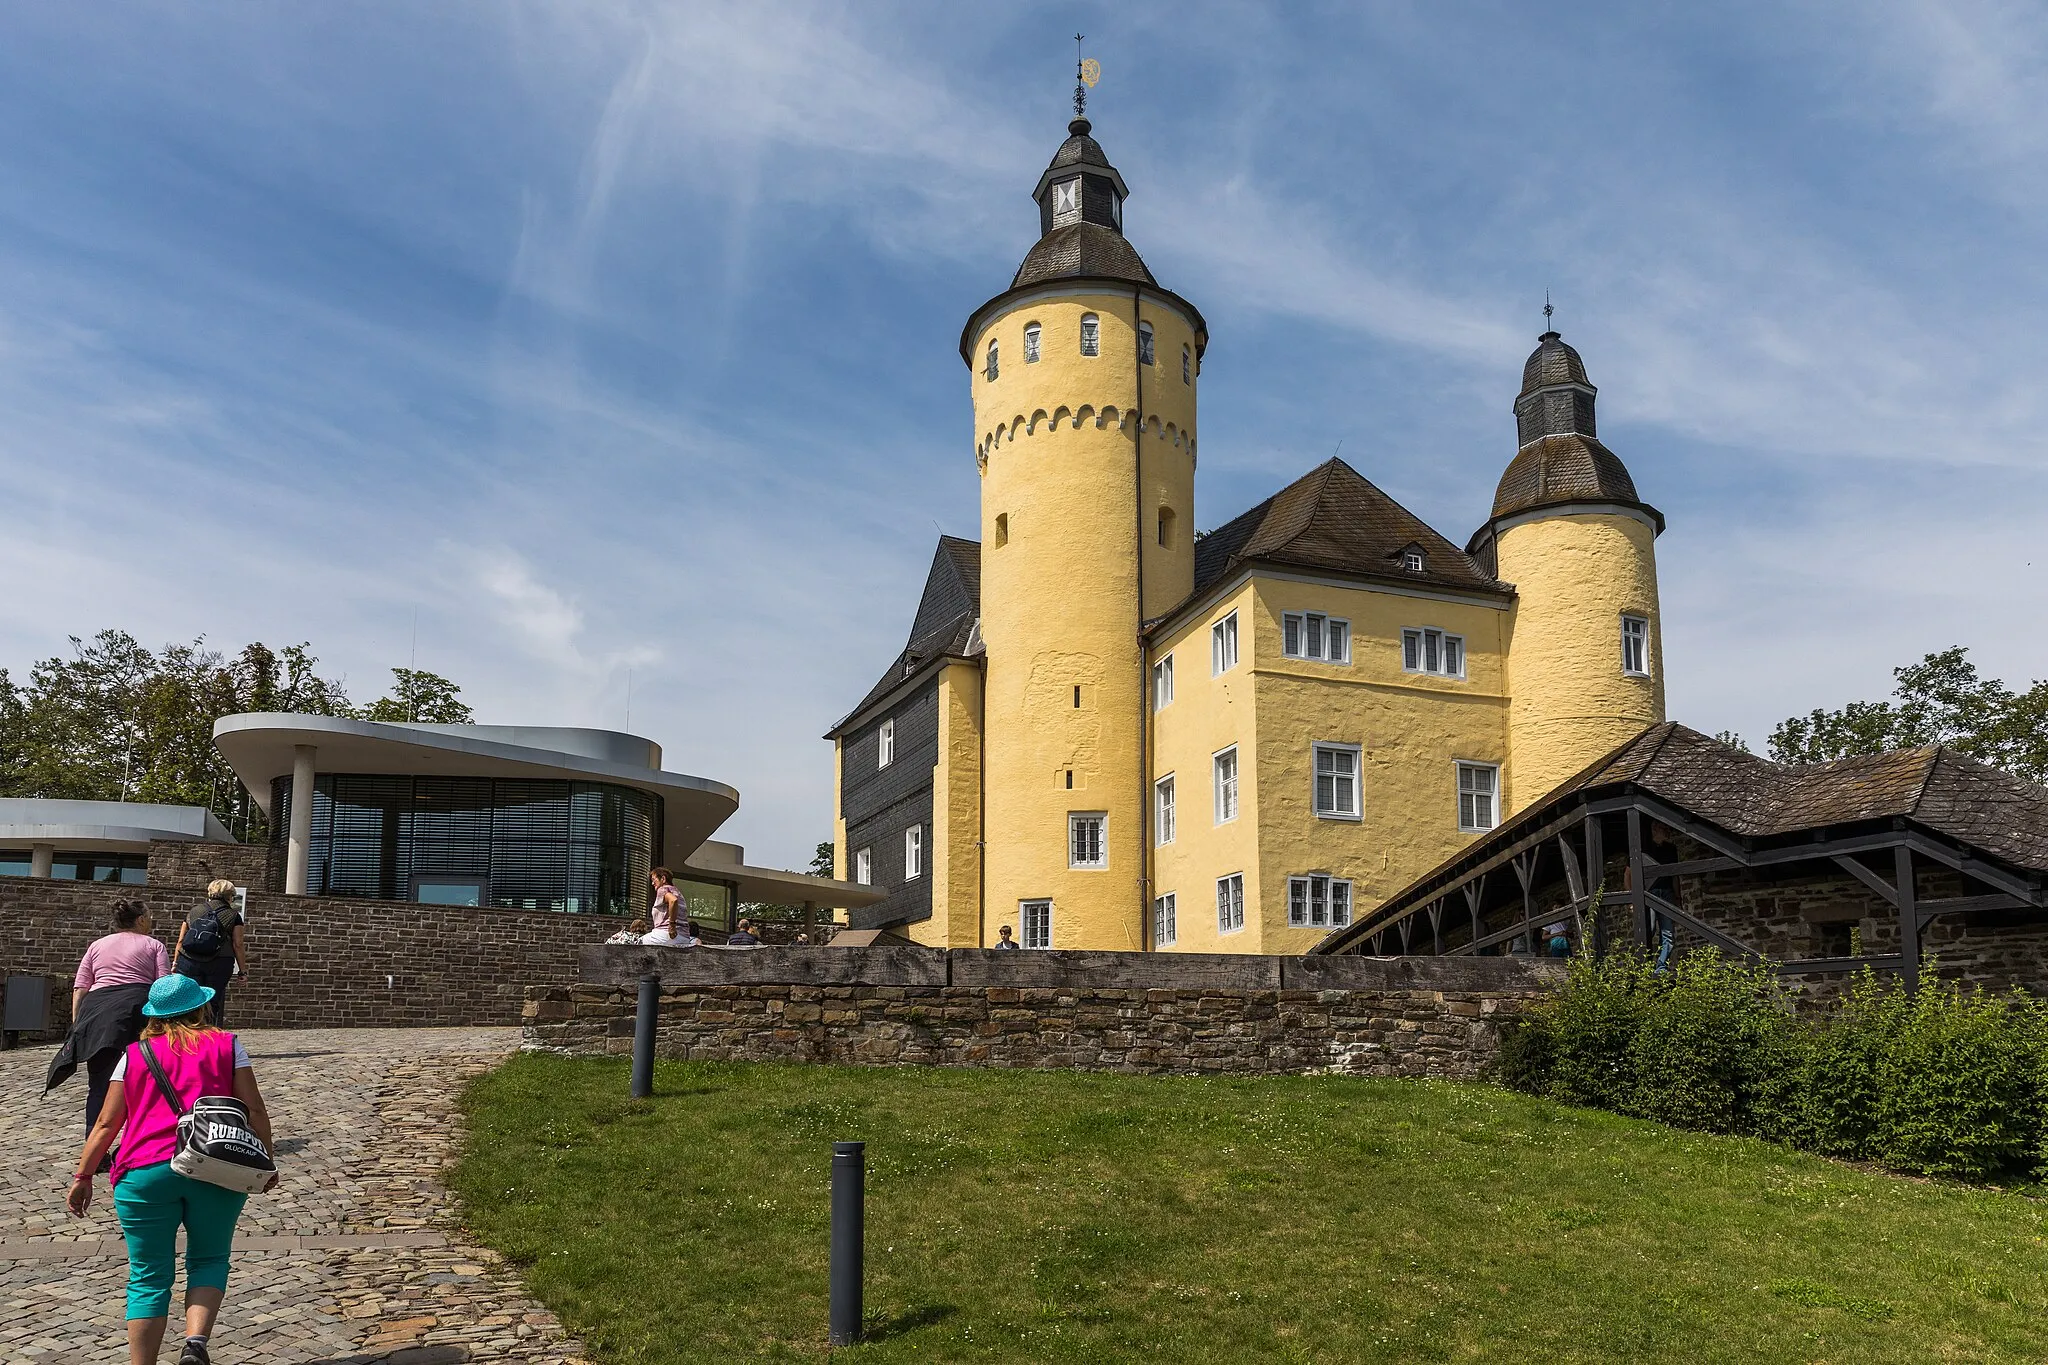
[
  {"left": 172, "top": 881, "right": 246, "bottom": 1025},
  {"left": 45, "top": 899, "right": 171, "bottom": 1139},
  {"left": 67, "top": 973, "right": 278, "bottom": 1365}
]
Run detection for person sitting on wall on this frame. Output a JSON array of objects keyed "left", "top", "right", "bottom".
[
  {"left": 171, "top": 882, "right": 245, "bottom": 1027},
  {"left": 46, "top": 899, "right": 171, "bottom": 1143},
  {"left": 644, "top": 868, "right": 687, "bottom": 944},
  {"left": 726, "top": 918, "right": 763, "bottom": 947},
  {"left": 606, "top": 919, "right": 650, "bottom": 945},
  {"left": 993, "top": 925, "right": 1020, "bottom": 950}
]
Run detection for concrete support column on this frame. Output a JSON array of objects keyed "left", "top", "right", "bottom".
[
  {"left": 29, "top": 843, "right": 55, "bottom": 879},
  {"left": 285, "top": 744, "right": 317, "bottom": 895}
]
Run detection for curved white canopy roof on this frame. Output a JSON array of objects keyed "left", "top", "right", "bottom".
[{"left": 0, "top": 798, "right": 232, "bottom": 854}]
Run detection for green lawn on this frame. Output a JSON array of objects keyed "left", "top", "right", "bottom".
[{"left": 452, "top": 1056, "right": 2048, "bottom": 1363}]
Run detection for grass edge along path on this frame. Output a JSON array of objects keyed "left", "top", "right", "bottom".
[{"left": 450, "top": 1055, "right": 2048, "bottom": 1363}]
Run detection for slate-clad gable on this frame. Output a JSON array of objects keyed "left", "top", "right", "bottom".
[
  {"left": 831, "top": 535, "right": 982, "bottom": 738},
  {"left": 842, "top": 682, "right": 939, "bottom": 929}
]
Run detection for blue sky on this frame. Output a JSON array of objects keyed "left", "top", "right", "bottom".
[{"left": 3, "top": 3, "right": 2044, "bottom": 870}]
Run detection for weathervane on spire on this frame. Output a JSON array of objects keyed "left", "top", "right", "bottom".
[
  {"left": 1543, "top": 290, "right": 1554, "bottom": 332},
  {"left": 1072, "top": 34, "right": 1100, "bottom": 120}
]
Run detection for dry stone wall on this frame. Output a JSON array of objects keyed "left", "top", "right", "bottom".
[{"left": 524, "top": 948, "right": 1564, "bottom": 1079}]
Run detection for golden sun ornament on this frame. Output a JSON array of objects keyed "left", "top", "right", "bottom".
[{"left": 1080, "top": 58, "right": 1101, "bottom": 87}]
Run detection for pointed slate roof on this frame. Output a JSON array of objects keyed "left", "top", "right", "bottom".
[
  {"left": 827, "top": 536, "right": 982, "bottom": 737},
  {"left": 1189, "top": 457, "right": 1511, "bottom": 604}
]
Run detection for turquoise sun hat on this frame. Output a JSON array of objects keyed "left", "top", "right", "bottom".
[{"left": 141, "top": 974, "right": 216, "bottom": 1019}]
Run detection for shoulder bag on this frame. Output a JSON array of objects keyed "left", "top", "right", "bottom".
[{"left": 138, "top": 1040, "right": 277, "bottom": 1194}]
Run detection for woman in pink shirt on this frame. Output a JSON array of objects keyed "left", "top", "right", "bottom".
[{"left": 45, "top": 900, "right": 171, "bottom": 1137}]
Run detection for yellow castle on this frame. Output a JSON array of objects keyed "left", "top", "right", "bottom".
[{"left": 828, "top": 112, "right": 1665, "bottom": 953}]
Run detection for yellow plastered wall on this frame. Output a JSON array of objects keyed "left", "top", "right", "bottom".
[
  {"left": 912, "top": 660, "right": 985, "bottom": 948},
  {"left": 971, "top": 287, "right": 1200, "bottom": 948},
  {"left": 1148, "top": 574, "right": 1512, "bottom": 954},
  {"left": 1495, "top": 510, "right": 1664, "bottom": 813},
  {"left": 831, "top": 739, "right": 851, "bottom": 925}
]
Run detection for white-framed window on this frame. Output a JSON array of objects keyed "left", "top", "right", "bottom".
[
  {"left": 1621, "top": 614, "right": 1651, "bottom": 677},
  {"left": 1051, "top": 176, "right": 1082, "bottom": 226},
  {"left": 1023, "top": 322, "right": 1041, "bottom": 364},
  {"left": 904, "top": 824, "right": 924, "bottom": 879},
  {"left": 1079, "top": 313, "right": 1100, "bottom": 357},
  {"left": 1154, "top": 892, "right": 1177, "bottom": 946},
  {"left": 1401, "top": 628, "right": 1465, "bottom": 679},
  {"left": 1213, "top": 746, "right": 1239, "bottom": 824},
  {"left": 1287, "top": 874, "right": 1353, "bottom": 929},
  {"left": 1457, "top": 761, "right": 1499, "bottom": 832},
  {"left": 878, "top": 718, "right": 895, "bottom": 767},
  {"left": 984, "top": 342, "right": 998, "bottom": 381},
  {"left": 1282, "top": 612, "right": 1350, "bottom": 663},
  {"left": 1313, "top": 743, "right": 1361, "bottom": 819},
  {"left": 1155, "top": 775, "right": 1176, "bottom": 845},
  {"left": 1152, "top": 655, "right": 1174, "bottom": 710},
  {"left": 854, "top": 847, "right": 872, "bottom": 886},
  {"left": 1211, "top": 611, "right": 1239, "bottom": 675},
  {"left": 1216, "top": 873, "right": 1245, "bottom": 934},
  {"left": 1021, "top": 898, "right": 1052, "bottom": 949},
  {"left": 1138, "top": 321, "right": 1155, "bottom": 366},
  {"left": 1182, "top": 344, "right": 1192, "bottom": 385},
  {"left": 1069, "top": 812, "right": 1107, "bottom": 869},
  {"left": 1403, "top": 549, "right": 1425, "bottom": 574}
]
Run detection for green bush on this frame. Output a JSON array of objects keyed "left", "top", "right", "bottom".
[{"left": 1501, "top": 950, "right": 2048, "bottom": 1185}]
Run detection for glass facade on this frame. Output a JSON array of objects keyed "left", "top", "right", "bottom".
[
  {"left": 0, "top": 851, "right": 148, "bottom": 883},
  {"left": 271, "top": 774, "right": 660, "bottom": 915}
]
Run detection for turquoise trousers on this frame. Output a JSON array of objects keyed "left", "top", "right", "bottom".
[{"left": 112, "top": 1161, "right": 248, "bottom": 1319}]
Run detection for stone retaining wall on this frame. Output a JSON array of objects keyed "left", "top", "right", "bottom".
[{"left": 524, "top": 949, "right": 1564, "bottom": 1078}]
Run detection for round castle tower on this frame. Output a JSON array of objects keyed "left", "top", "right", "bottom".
[
  {"left": 961, "top": 114, "right": 1208, "bottom": 948},
  {"left": 1469, "top": 330, "right": 1666, "bottom": 815}
]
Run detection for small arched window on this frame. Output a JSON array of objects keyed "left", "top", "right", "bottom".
[
  {"left": 1182, "top": 345, "right": 1192, "bottom": 385},
  {"left": 1138, "top": 321, "right": 1155, "bottom": 366},
  {"left": 994, "top": 513, "right": 1009, "bottom": 548},
  {"left": 1157, "top": 506, "right": 1176, "bottom": 548},
  {"left": 985, "top": 342, "right": 999, "bottom": 381},
  {"left": 1023, "top": 322, "right": 1042, "bottom": 364},
  {"left": 1079, "top": 313, "right": 1100, "bottom": 357}
]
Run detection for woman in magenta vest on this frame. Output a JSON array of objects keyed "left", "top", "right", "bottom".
[{"left": 66, "top": 974, "right": 278, "bottom": 1365}]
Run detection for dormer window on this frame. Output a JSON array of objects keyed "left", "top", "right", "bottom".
[
  {"left": 984, "top": 342, "right": 998, "bottom": 382},
  {"left": 1402, "top": 549, "right": 1425, "bottom": 574},
  {"left": 1024, "top": 323, "right": 1041, "bottom": 364},
  {"left": 1138, "top": 322, "right": 1155, "bottom": 366},
  {"left": 1079, "top": 314, "right": 1100, "bottom": 357},
  {"left": 1051, "top": 177, "right": 1082, "bottom": 227}
]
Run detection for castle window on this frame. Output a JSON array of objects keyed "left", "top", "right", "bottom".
[
  {"left": 1182, "top": 345, "right": 1192, "bottom": 385},
  {"left": 1069, "top": 812, "right": 1107, "bottom": 869},
  {"left": 994, "top": 513, "right": 1009, "bottom": 547},
  {"left": 1288, "top": 874, "right": 1352, "bottom": 929},
  {"left": 1457, "top": 762, "right": 1499, "bottom": 832},
  {"left": 904, "top": 824, "right": 924, "bottom": 879},
  {"left": 1138, "top": 321, "right": 1155, "bottom": 365},
  {"left": 1021, "top": 899, "right": 1053, "bottom": 948},
  {"left": 878, "top": 718, "right": 895, "bottom": 768},
  {"left": 1403, "top": 549, "right": 1425, "bottom": 574},
  {"left": 1213, "top": 746, "right": 1239, "bottom": 824},
  {"left": 1051, "top": 176, "right": 1082, "bottom": 227},
  {"left": 1080, "top": 313, "right": 1100, "bottom": 357},
  {"left": 1283, "top": 612, "right": 1350, "bottom": 663},
  {"left": 1313, "top": 744, "right": 1361, "bottom": 819},
  {"left": 1621, "top": 615, "right": 1651, "bottom": 677},
  {"left": 1157, "top": 506, "right": 1176, "bottom": 547},
  {"left": 854, "top": 847, "right": 872, "bottom": 886},
  {"left": 1152, "top": 655, "right": 1174, "bottom": 709},
  {"left": 1216, "top": 872, "right": 1245, "bottom": 934},
  {"left": 1073, "top": 685, "right": 1082, "bottom": 709},
  {"left": 1155, "top": 775, "right": 1176, "bottom": 845},
  {"left": 1402, "top": 628, "right": 1465, "bottom": 679},
  {"left": 985, "top": 341, "right": 998, "bottom": 381},
  {"left": 1211, "top": 611, "right": 1239, "bottom": 675},
  {"left": 1154, "top": 892, "right": 1177, "bottom": 946}
]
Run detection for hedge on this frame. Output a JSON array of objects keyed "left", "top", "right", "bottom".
[{"left": 1495, "top": 949, "right": 2048, "bottom": 1184}]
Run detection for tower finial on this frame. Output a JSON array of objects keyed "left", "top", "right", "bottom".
[
  {"left": 1543, "top": 290, "right": 1554, "bottom": 333},
  {"left": 1074, "top": 34, "right": 1087, "bottom": 120}
]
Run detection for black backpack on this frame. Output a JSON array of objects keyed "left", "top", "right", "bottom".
[{"left": 182, "top": 905, "right": 229, "bottom": 961}]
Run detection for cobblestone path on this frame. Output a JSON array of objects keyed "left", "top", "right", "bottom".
[{"left": 0, "top": 1028, "right": 588, "bottom": 1364}]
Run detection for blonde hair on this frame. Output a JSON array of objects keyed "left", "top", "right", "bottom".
[
  {"left": 142, "top": 1006, "right": 221, "bottom": 1053},
  {"left": 206, "top": 879, "right": 237, "bottom": 900}
]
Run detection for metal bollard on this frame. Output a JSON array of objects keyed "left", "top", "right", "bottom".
[
  {"left": 631, "top": 974, "right": 659, "bottom": 1099},
  {"left": 829, "top": 1141, "right": 865, "bottom": 1345}
]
